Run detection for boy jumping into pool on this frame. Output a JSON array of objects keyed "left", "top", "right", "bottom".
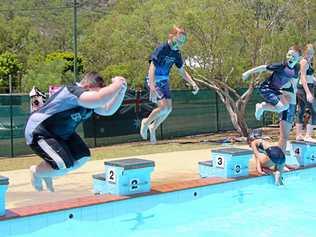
[
  {"left": 25, "top": 72, "right": 127, "bottom": 192},
  {"left": 242, "top": 47, "right": 301, "bottom": 120},
  {"left": 140, "top": 26, "right": 199, "bottom": 144}
]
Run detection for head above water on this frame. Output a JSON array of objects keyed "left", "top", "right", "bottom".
[
  {"left": 168, "top": 26, "right": 187, "bottom": 50},
  {"left": 247, "top": 128, "right": 263, "bottom": 144},
  {"left": 80, "top": 72, "right": 105, "bottom": 90},
  {"left": 286, "top": 45, "right": 301, "bottom": 68}
]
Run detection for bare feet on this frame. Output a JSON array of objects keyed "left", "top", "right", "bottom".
[
  {"left": 148, "top": 124, "right": 157, "bottom": 144},
  {"left": 255, "top": 103, "right": 264, "bottom": 120},
  {"left": 140, "top": 119, "right": 149, "bottom": 140},
  {"left": 30, "top": 165, "right": 43, "bottom": 192},
  {"left": 304, "top": 136, "right": 316, "bottom": 143},
  {"left": 43, "top": 177, "right": 55, "bottom": 192},
  {"left": 296, "top": 135, "right": 304, "bottom": 141}
]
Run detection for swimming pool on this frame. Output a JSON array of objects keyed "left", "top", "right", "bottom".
[{"left": 2, "top": 167, "right": 316, "bottom": 237}]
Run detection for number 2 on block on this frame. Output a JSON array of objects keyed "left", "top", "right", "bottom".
[
  {"left": 130, "top": 178, "right": 139, "bottom": 191},
  {"left": 107, "top": 169, "right": 116, "bottom": 184}
]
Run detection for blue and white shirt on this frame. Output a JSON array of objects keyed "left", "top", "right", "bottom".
[
  {"left": 149, "top": 42, "right": 184, "bottom": 82},
  {"left": 265, "top": 63, "right": 299, "bottom": 89},
  {"left": 25, "top": 84, "right": 93, "bottom": 144}
]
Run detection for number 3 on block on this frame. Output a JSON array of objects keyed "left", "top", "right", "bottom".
[
  {"left": 216, "top": 157, "right": 225, "bottom": 168},
  {"left": 107, "top": 169, "right": 116, "bottom": 184}
]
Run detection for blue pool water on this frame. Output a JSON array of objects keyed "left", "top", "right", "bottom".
[{"left": 6, "top": 168, "right": 316, "bottom": 237}]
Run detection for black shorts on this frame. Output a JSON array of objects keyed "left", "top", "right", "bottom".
[{"left": 30, "top": 133, "right": 90, "bottom": 170}]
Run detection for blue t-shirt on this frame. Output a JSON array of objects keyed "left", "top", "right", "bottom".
[
  {"left": 265, "top": 62, "right": 299, "bottom": 89},
  {"left": 25, "top": 84, "right": 93, "bottom": 144},
  {"left": 149, "top": 42, "right": 183, "bottom": 81}
]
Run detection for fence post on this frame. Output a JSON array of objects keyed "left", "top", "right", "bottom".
[
  {"left": 215, "top": 92, "right": 220, "bottom": 132},
  {"left": 92, "top": 115, "right": 97, "bottom": 147},
  {"left": 160, "top": 123, "right": 163, "bottom": 140},
  {"left": 9, "top": 75, "right": 14, "bottom": 158}
]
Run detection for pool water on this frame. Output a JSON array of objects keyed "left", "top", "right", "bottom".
[{"left": 11, "top": 169, "right": 316, "bottom": 237}]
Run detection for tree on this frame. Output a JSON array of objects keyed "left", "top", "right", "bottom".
[
  {"left": 184, "top": 0, "right": 302, "bottom": 136},
  {"left": 0, "top": 51, "right": 22, "bottom": 92},
  {"left": 81, "top": 0, "right": 316, "bottom": 136},
  {"left": 46, "top": 51, "right": 84, "bottom": 74},
  {"left": 21, "top": 60, "right": 71, "bottom": 92}
]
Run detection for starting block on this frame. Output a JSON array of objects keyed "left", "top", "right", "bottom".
[
  {"left": 198, "top": 160, "right": 213, "bottom": 178},
  {"left": 93, "top": 158, "right": 155, "bottom": 196},
  {"left": 290, "top": 141, "right": 316, "bottom": 167},
  {"left": 0, "top": 176, "right": 9, "bottom": 216},
  {"left": 199, "top": 148, "right": 253, "bottom": 178},
  {"left": 92, "top": 173, "right": 107, "bottom": 195}
]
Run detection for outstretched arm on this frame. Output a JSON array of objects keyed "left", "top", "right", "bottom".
[
  {"left": 242, "top": 65, "right": 268, "bottom": 80},
  {"left": 178, "top": 66, "right": 199, "bottom": 94}
]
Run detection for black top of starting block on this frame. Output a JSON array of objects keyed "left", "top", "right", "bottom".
[
  {"left": 104, "top": 158, "right": 155, "bottom": 170},
  {"left": 0, "top": 176, "right": 9, "bottom": 185},
  {"left": 212, "top": 148, "right": 253, "bottom": 156},
  {"left": 290, "top": 140, "right": 316, "bottom": 146},
  {"left": 92, "top": 173, "right": 106, "bottom": 181},
  {"left": 198, "top": 160, "right": 213, "bottom": 167}
]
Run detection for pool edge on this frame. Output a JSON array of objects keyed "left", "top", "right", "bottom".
[{"left": 1, "top": 164, "right": 315, "bottom": 221}]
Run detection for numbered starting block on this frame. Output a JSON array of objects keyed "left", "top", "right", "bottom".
[
  {"left": 92, "top": 173, "right": 107, "bottom": 195},
  {"left": 0, "top": 176, "right": 9, "bottom": 216},
  {"left": 199, "top": 148, "right": 253, "bottom": 178},
  {"left": 93, "top": 158, "right": 155, "bottom": 196},
  {"left": 198, "top": 160, "right": 213, "bottom": 178},
  {"left": 290, "top": 141, "right": 316, "bottom": 167}
]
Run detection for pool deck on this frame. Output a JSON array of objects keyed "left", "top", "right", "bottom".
[{"left": 0, "top": 147, "right": 263, "bottom": 220}]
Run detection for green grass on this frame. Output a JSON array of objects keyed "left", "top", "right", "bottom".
[
  {"left": 0, "top": 140, "right": 215, "bottom": 172},
  {"left": 0, "top": 127, "right": 282, "bottom": 172}
]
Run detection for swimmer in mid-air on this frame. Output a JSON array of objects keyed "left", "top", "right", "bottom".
[
  {"left": 25, "top": 72, "right": 127, "bottom": 191},
  {"left": 140, "top": 26, "right": 199, "bottom": 144},
  {"left": 243, "top": 47, "right": 301, "bottom": 120}
]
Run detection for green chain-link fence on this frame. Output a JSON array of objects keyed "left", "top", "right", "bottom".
[{"left": 0, "top": 89, "right": 273, "bottom": 158}]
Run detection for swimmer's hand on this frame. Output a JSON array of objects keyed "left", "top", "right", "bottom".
[
  {"left": 112, "top": 76, "right": 127, "bottom": 86},
  {"left": 242, "top": 72, "right": 250, "bottom": 81},
  {"left": 149, "top": 90, "right": 157, "bottom": 103},
  {"left": 258, "top": 170, "right": 266, "bottom": 176},
  {"left": 149, "top": 83, "right": 158, "bottom": 103},
  {"left": 307, "top": 92, "right": 314, "bottom": 104}
]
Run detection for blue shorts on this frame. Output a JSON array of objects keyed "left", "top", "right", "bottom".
[
  {"left": 266, "top": 146, "right": 285, "bottom": 165},
  {"left": 145, "top": 77, "right": 171, "bottom": 100},
  {"left": 155, "top": 80, "right": 171, "bottom": 100},
  {"left": 259, "top": 83, "right": 281, "bottom": 106},
  {"left": 280, "top": 104, "right": 296, "bottom": 123}
]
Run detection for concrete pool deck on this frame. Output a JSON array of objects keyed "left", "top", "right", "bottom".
[
  {"left": 1, "top": 143, "right": 312, "bottom": 222},
  {"left": 2, "top": 147, "right": 258, "bottom": 209}
]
